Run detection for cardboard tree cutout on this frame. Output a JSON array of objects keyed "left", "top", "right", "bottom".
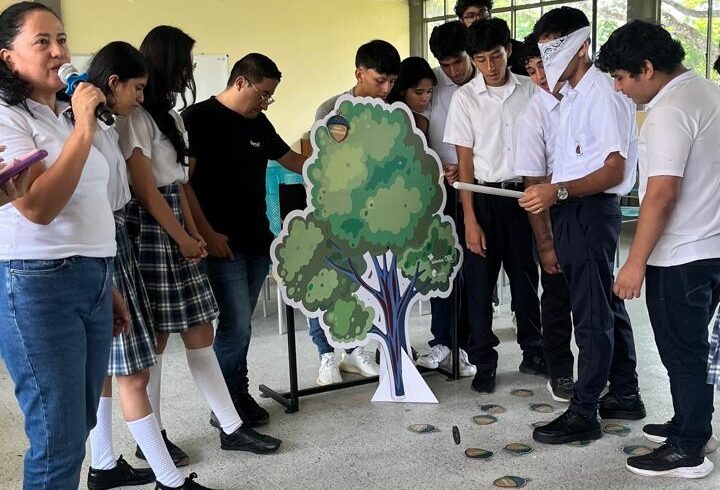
[{"left": 272, "top": 96, "right": 463, "bottom": 403}]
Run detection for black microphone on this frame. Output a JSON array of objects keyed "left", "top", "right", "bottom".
[{"left": 58, "top": 63, "right": 115, "bottom": 126}]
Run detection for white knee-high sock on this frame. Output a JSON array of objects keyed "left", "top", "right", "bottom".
[
  {"left": 146, "top": 354, "right": 164, "bottom": 431},
  {"left": 185, "top": 346, "right": 242, "bottom": 434},
  {"left": 89, "top": 397, "right": 117, "bottom": 470},
  {"left": 127, "top": 413, "right": 185, "bottom": 488}
]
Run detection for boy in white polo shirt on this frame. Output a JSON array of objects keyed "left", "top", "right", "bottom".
[
  {"left": 444, "top": 18, "right": 542, "bottom": 394},
  {"left": 598, "top": 20, "right": 720, "bottom": 479},
  {"left": 521, "top": 7, "right": 644, "bottom": 445},
  {"left": 513, "top": 35, "right": 575, "bottom": 403}
]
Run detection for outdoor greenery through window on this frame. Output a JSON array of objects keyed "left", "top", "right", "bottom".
[{"left": 421, "top": 0, "right": 720, "bottom": 79}]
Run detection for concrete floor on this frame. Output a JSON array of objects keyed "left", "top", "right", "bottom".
[{"left": 2, "top": 231, "right": 720, "bottom": 490}]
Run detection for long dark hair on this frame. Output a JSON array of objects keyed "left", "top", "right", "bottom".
[
  {"left": 87, "top": 41, "right": 147, "bottom": 105},
  {"left": 387, "top": 56, "right": 437, "bottom": 104},
  {"left": 0, "top": 2, "right": 58, "bottom": 110},
  {"left": 139, "top": 25, "right": 196, "bottom": 165}
]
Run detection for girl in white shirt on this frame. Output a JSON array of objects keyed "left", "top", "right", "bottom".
[
  {"left": 387, "top": 56, "right": 436, "bottom": 137},
  {"left": 84, "top": 40, "right": 216, "bottom": 490},
  {"left": 0, "top": 3, "right": 123, "bottom": 488},
  {"left": 117, "top": 26, "right": 281, "bottom": 481}
]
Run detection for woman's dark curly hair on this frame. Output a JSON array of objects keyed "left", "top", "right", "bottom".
[
  {"left": 140, "top": 25, "right": 196, "bottom": 165},
  {"left": 0, "top": 2, "right": 59, "bottom": 111}
]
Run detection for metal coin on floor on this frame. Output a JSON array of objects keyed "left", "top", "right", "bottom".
[
  {"left": 472, "top": 415, "right": 498, "bottom": 426},
  {"left": 407, "top": 424, "right": 439, "bottom": 433},
  {"left": 503, "top": 443, "right": 533, "bottom": 455},
  {"left": 511, "top": 389, "right": 534, "bottom": 397},
  {"left": 529, "top": 403, "right": 554, "bottom": 413},
  {"left": 494, "top": 476, "right": 528, "bottom": 488},
  {"left": 603, "top": 423, "right": 631, "bottom": 436},
  {"left": 480, "top": 404, "right": 506, "bottom": 414},
  {"left": 465, "top": 448, "right": 494, "bottom": 460}
]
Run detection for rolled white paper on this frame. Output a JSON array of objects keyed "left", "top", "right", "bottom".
[{"left": 453, "top": 181, "right": 523, "bottom": 199}]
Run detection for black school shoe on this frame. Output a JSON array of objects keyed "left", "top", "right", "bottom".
[
  {"left": 547, "top": 376, "right": 574, "bottom": 403},
  {"left": 471, "top": 369, "right": 496, "bottom": 393},
  {"left": 87, "top": 455, "right": 155, "bottom": 490},
  {"left": 220, "top": 425, "right": 281, "bottom": 454},
  {"left": 599, "top": 392, "right": 646, "bottom": 420},
  {"left": 519, "top": 353, "right": 549, "bottom": 377},
  {"left": 532, "top": 408, "right": 602, "bottom": 445},
  {"left": 136, "top": 430, "right": 189, "bottom": 467},
  {"left": 209, "top": 393, "right": 269, "bottom": 429},
  {"left": 643, "top": 421, "right": 671, "bottom": 444},
  {"left": 626, "top": 443, "right": 714, "bottom": 478},
  {"left": 155, "top": 472, "right": 221, "bottom": 489}
]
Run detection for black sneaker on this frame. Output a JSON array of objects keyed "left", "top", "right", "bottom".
[
  {"left": 626, "top": 443, "right": 714, "bottom": 478},
  {"left": 471, "top": 369, "right": 496, "bottom": 393},
  {"left": 599, "top": 392, "right": 646, "bottom": 420},
  {"left": 643, "top": 421, "right": 671, "bottom": 444},
  {"left": 235, "top": 393, "right": 269, "bottom": 426},
  {"left": 533, "top": 408, "right": 602, "bottom": 445},
  {"left": 220, "top": 425, "right": 281, "bottom": 454},
  {"left": 155, "top": 472, "right": 221, "bottom": 489},
  {"left": 136, "top": 430, "right": 189, "bottom": 467},
  {"left": 519, "top": 353, "right": 549, "bottom": 377},
  {"left": 87, "top": 455, "right": 155, "bottom": 490},
  {"left": 547, "top": 376, "right": 574, "bottom": 403}
]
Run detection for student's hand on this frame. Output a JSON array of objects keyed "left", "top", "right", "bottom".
[
  {"left": 205, "top": 231, "right": 234, "bottom": 260},
  {"left": 465, "top": 220, "right": 487, "bottom": 257},
  {"left": 187, "top": 229, "right": 208, "bottom": 251},
  {"left": 538, "top": 247, "right": 562, "bottom": 275},
  {"left": 520, "top": 183, "right": 558, "bottom": 214},
  {"left": 71, "top": 82, "right": 106, "bottom": 132},
  {"left": 179, "top": 233, "right": 206, "bottom": 260},
  {"left": 111, "top": 288, "right": 131, "bottom": 336},
  {"left": 613, "top": 261, "right": 646, "bottom": 300},
  {"left": 443, "top": 164, "right": 459, "bottom": 185}
]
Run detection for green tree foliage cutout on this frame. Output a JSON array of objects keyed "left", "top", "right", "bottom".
[{"left": 272, "top": 97, "right": 462, "bottom": 400}]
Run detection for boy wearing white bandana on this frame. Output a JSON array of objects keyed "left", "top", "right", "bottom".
[
  {"left": 520, "top": 7, "right": 644, "bottom": 445},
  {"left": 444, "top": 18, "right": 543, "bottom": 394}
]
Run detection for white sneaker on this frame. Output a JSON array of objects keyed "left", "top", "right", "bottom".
[
  {"left": 416, "top": 344, "right": 450, "bottom": 369},
  {"left": 439, "top": 348, "right": 477, "bottom": 377},
  {"left": 339, "top": 347, "right": 379, "bottom": 377},
  {"left": 317, "top": 352, "right": 342, "bottom": 385}
]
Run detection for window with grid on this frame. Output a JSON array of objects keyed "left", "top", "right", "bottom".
[
  {"left": 661, "top": 1, "right": 720, "bottom": 80},
  {"left": 421, "top": 0, "right": 627, "bottom": 60}
]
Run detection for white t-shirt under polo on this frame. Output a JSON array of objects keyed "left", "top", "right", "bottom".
[
  {"left": 552, "top": 65, "right": 638, "bottom": 196},
  {"left": 638, "top": 70, "right": 720, "bottom": 267},
  {"left": 428, "top": 66, "right": 480, "bottom": 165},
  {"left": 443, "top": 71, "right": 535, "bottom": 183},
  {"left": 0, "top": 99, "right": 116, "bottom": 260},
  {"left": 514, "top": 89, "right": 560, "bottom": 177},
  {"left": 94, "top": 125, "right": 131, "bottom": 212},
  {"left": 117, "top": 107, "right": 188, "bottom": 187}
]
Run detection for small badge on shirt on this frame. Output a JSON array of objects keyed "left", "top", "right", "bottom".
[
  {"left": 575, "top": 141, "right": 583, "bottom": 157},
  {"left": 249, "top": 140, "right": 261, "bottom": 148}
]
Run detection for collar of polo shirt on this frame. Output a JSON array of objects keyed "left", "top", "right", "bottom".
[
  {"left": 645, "top": 70, "right": 695, "bottom": 110},
  {"left": 471, "top": 69, "right": 521, "bottom": 95},
  {"left": 560, "top": 64, "right": 601, "bottom": 98}
]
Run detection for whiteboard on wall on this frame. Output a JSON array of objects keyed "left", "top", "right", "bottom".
[{"left": 70, "top": 53, "right": 229, "bottom": 111}]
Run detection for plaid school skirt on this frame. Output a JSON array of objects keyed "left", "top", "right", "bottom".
[
  {"left": 708, "top": 307, "right": 720, "bottom": 389},
  {"left": 108, "top": 208, "right": 157, "bottom": 376},
  {"left": 125, "top": 184, "right": 218, "bottom": 333}
]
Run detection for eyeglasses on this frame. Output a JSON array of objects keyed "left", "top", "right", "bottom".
[
  {"left": 248, "top": 81, "right": 275, "bottom": 105},
  {"left": 462, "top": 8, "right": 490, "bottom": 22}
]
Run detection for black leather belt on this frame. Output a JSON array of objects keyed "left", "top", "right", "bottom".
[{"left": 479, "top": 180, "right": 525, "bottom": 192}]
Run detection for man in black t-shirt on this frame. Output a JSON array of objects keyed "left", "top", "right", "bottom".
[{"left": 183, "top": 53, "right": 306, "bottom": 427}]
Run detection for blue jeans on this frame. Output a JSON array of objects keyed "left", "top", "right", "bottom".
[
  {"left": 646, "top": 259, "right": 720, "bottom": 456},
  {"left": 206, "top": 253, "right": 270, "bottom": 397},
  {"left": 0, "top": 257, "right": 113, "bottom": 489}
]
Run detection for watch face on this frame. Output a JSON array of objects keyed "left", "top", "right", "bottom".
[{"left": 558, "top": 186, "right": 569, "bottom": 200}]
